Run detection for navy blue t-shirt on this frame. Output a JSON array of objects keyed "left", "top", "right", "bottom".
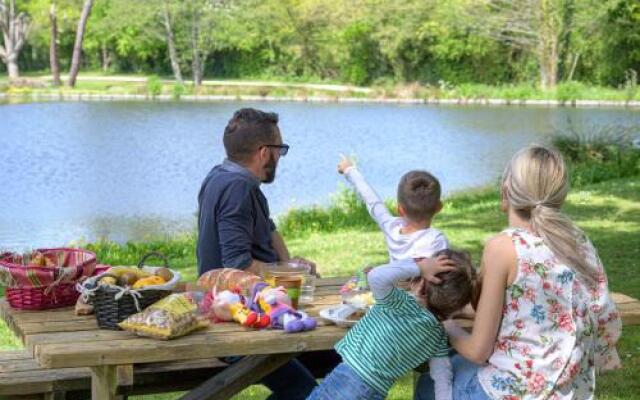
[{"left": 196, "top": 159, "right": 278, "bottom": 276}]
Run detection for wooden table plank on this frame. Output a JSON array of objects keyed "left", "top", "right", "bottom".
[
  {"left": 22, "top": 297, "right": 341, "bottom": 350},
  {"left": 35, "top": 325, "right": 346, "bottom": 368}
]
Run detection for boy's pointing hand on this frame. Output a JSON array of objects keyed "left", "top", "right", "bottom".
[{"left": 338, "top": 154, "right": 354, "bottom": 174}]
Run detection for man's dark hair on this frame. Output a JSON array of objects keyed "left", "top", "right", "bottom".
[
  {"left": 424, "top": 249, "right": 478, "bottom": 321},
  {"left": 397, "top": 170, "right": 441, "bottom": 222},
  {"left": 223, "top": 108, "right": 280, "bottom": 162}
]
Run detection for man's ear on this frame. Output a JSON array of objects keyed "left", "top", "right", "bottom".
[
  {"left": 397, "top": 204, "right": 405, "bottom": 217},
  {"left": 258, "top": 146, "right": 269, "bottom": 162},
  {"left": 434, "top": 200, "right": 443, "bottom": 214}
]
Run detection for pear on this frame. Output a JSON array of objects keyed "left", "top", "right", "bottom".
[{"left": 155, "top": 267, "right": 173, "bottom": 282}]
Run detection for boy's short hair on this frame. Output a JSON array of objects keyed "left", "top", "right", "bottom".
[
  {"left": 418, "top": 249, "right": 478, "bottom": 320},
  {"left": 223, "top": 108, "right": 280, "bottom": 162},
  {"left": 397, "top": 170, "right": 441, "bottom": 222}
]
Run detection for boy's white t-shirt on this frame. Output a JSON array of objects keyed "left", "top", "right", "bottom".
[{"left": 344, "top": 166, "right": 449, "bottom": 261}]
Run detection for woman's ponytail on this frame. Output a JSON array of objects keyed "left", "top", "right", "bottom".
[{"left": 503, "top": 146, "right": 598, "bottom": 284}]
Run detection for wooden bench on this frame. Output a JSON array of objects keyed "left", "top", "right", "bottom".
[{"left": 0, "top": 350, "right": 229, "bottom": 399}]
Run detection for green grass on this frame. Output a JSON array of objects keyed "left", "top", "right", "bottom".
[
  {"left": 1, "top": 177, "right": 638, "bottom": 398},
  {"left": 1, "top": 72, "right": 639, "bottom": 101}
]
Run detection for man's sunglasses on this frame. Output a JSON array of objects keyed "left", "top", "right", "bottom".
[{"left": 263, "top": 144, "right": 290, "bottom": 156}]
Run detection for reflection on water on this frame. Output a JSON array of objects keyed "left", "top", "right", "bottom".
[{"left": 1, "top": 101, "right": 638, "bottom": 249}]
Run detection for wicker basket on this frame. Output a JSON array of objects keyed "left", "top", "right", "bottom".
[
  {"left": 92, "top": 252, "right": 178, "bottom": 330},
  {"left": 0, "top": 248, "right": 97, "bottom": 310}
]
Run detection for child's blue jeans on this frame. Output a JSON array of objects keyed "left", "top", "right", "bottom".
[
  {"left": 414, "top": 354, "right": 490, "bottom": 400},
  {"left": 307, "top": 362, "right": 385, "bottom": 400}
]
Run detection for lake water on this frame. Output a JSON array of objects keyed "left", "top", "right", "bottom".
[{"left": 1, "top": 101, "right": 638, "bottom": 249}]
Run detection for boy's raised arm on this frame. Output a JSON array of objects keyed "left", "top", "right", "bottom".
[
  {"left": 338, "top": 158, "right": 395, "bottom": 234},
  {"left": 367, "top": 259, "right": 421, "bottom": 300}
]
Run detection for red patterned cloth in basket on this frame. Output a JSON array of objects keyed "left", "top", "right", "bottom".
[{"left": 0, "top": 248, "right": 98, "bottom": 310}]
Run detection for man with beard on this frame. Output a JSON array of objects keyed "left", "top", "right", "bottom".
[
  {"left": 197, "top": 107, "right": 312, "bottom": 276},
  {"left": 197, "top": 108, "right": 335, "bottom": 399}
]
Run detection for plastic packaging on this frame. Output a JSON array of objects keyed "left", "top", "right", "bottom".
[{"left": 119, "top": 292, "right": 209, "bottom": 340}]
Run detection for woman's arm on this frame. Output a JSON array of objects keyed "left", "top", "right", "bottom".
[{"left": 444, "top": 234, "right": 515, "bottom": 364}]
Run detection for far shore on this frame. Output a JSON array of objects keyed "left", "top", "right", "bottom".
[
  {"left": 1, "top": 74, "right": 639, "bottom": 108},
  {"left": 2, "top": 91, "right": 640, "bottom": 108}
]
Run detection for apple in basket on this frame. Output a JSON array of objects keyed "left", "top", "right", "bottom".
[{"left": 30, "top": 252, "right": 57, "bottom": 267}]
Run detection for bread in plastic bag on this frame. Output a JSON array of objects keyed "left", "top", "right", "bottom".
[
  {"left": 119, "top": 292, "right": 208, "bottom": 340},
  {"left": 197, "top": 268, "right": 263, "bottom": 297}
]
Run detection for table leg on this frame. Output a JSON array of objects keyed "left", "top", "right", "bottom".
[
  {"left": 180, "top": 353, "right": 298, "bottom": 400},
  {"left": 90, "top": 365, "right": 119, "bottom": 400}
]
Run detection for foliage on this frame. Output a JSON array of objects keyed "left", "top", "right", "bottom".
[
  {"left": 552, "top": 122, "right": 640, "bottom": 186},
  {"left": 171, "top": 82, "right": 186, "bottom": 99},
  {"left": 338, "top": 21, "right": 383, "bottom": 85},
  {"left": 1, "top": 0, "right": 639, "bottom": 89},
  {"left": 555, "top": 81, "right": 586, "bottom": 102},
  {"left": 624, "top": 69, "right": 638, "bottom": 101},
  {"left": 592, "top": 0, "right": 640, "bottom": 86},
  {"left": 146, "top": 75, "right": 163, "bottom": 97}
]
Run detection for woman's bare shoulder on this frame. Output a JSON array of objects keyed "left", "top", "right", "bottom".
[{"left": 482, "top": 232, "right": 517, "bottom": 272}]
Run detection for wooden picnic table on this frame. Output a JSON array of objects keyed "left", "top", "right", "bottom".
[
  {"left": 0, "top": 276, "right": 352, "bottom": 400},
  {"left": 1, "top": 275, "right": 639, "bottom": 400}
]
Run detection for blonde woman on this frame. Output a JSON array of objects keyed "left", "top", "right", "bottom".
[{"left": 416, "top": 145, "right": 621, "bottom": 400}]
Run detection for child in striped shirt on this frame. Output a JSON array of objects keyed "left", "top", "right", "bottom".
[{"left": 308, "top": 250, "right": 477, "bottom": 400}]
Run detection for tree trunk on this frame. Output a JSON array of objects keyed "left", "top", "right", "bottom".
[
  {"left": 0, "top": 0, "right": 30, "bottom": 81},
  {"left": 538, "top": 0, "right": 559, "bottom": 88},
  {"left": 7, "top": 55, "right": 19, "bottom": 79},
  {"left": 68, "top": 0, "right": 94, "bottom": 87},
  {"left": 567, "top": 52, "right": 580, "bottom": 81},
  {"left": 49, "top": 2, "right": 61, "bottom": 86},
  {"left": 557, "top": 0, "right": 574, "bottom": 81},
  {"left": 190, "top": 5, "right": 202, "bottom": 86},
  {"left": 101, "top": 42, "right": 111, "bottom": 72},
  {"left": 162, "top": 4, "right": 183, "bottom": 84}
]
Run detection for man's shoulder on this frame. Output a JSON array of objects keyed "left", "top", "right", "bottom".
[{"left": 202, "top": 165, "right": 258, "bottom": 196}]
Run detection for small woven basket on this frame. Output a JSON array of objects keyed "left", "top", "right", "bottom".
[
  {"left": 0, "top": 248, "right": 97, "bottom": 310},
  {"left": 92, "top": 252, "right": 176, "bottom": 330}
]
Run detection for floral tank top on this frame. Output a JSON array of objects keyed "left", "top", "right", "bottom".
[{"left": 478, "top": 228, "right": 621, "bottom": 400}]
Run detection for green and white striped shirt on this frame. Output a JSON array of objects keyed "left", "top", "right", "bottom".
[{"left": 335, "top": 286, "right": 449, "bottom": 395}]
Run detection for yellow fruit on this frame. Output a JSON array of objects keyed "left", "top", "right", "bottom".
[
  {"left": 132, "top": 275, "right": 166, "bottom": 289},
  {"left": 109, "top": 267, "right": 150, "bottom": 279},
  {"left": 98, "top": 275, "right": 118, "bottom": 286}
]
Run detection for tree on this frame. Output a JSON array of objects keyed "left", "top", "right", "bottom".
[
  {"left": 0, "top": 0, "right": 31, "bottom": 80},
  {"left": 49, "top": 1, "right": 60, "bottom": 85},
  {"left": 161, "top": 0, "right": 183, "bottom": 83},
  {"left": 465, "top": 0, "right": 612, "bottom": 88},
  {"left": 463, "top": 0, "right": 564, "bottom": 88},
  {"left": 68, "top": 0, "right": 93, "bottom": 87}
]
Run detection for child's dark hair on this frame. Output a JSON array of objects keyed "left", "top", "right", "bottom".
[
  {"left": 411, "top": 249, "right": 478, "bottom": 320},
  {"left": 397, "top": 170, "right": 441, "bottom": 222}
]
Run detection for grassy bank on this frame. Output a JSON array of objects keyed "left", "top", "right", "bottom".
[
  {"left": 1, "top": 176, "right": 637, "bottom": 398},
  {"left": 1, "top": 73, "right": 639, "bottom": 103}
]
